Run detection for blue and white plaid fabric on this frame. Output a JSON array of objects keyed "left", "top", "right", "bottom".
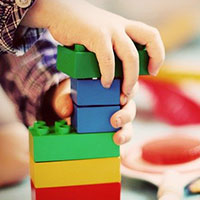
[{"left": 0, "top": 1, "right": 65, "bottom": 126}]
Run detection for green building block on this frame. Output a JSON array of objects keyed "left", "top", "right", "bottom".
[
  {"left": 56, "top": 44, "right": 149, "bottom": 79},
  {"left": 29, "top": 121, "right": 119, "bottom": 162}
]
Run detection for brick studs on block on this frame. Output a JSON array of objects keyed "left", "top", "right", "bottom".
[{"left": 29, "top": 121, "right": 119, "bottom": 162}]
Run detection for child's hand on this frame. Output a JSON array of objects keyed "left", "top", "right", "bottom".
[
  {"left": 52, "top": 79, "right": 137, "bottom": 145},
  {"left": 22, "top": 0, "right": 165, "bottom": 104}
]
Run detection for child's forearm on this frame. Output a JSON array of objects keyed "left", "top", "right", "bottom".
[{"left": 0, "top": 0, "right": 41, "bottom": 54}]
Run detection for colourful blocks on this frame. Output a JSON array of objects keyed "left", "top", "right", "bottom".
[
  {"left": 29, "top": 40, "right": 150, "bottom": 199},
  {"left": 56, "top": 44, "right": 149, "bottom": 79},
  {"left": 30, "top": 155, "right": 121, "bottom": 188},
  {"left": 71, "top": 78, "right": 121, "bottom": 106},
  {"left": 31, "top": 181, "right": 121, "bottom": 200},
  {"left": 29, "top": 122, "right": 119, "bottom": 162},
  {"left": 72, "top": 103, "right": 120, "bottom": 133}
]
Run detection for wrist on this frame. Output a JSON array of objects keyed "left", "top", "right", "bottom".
[{"left": 21, "top": 0, "right": 51, "bottom": 29}]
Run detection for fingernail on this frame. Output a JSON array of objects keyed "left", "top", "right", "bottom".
[
  {"left": 61, "top": 107, "right": 68, "bottom": 116},
  {"left": 151, "top": 68, "right": 160, "bottom": 76},
  {"left": 101, "top": 78, "right": 111, "bottom": 88},
  {"left": 104, "top": 84, "right": 111, "bottom": 88},
  {"left": 118, "top": 135, "right": 126, "bottom": 144},
  {"left": 115, "top": 117, "right": 121, "bottom": 128},
  {"left": 121, "top": 96, "right": 127, "bottom": 105},
  {"left": 126, "top": 91, "right": 131, "bottom": 96}
]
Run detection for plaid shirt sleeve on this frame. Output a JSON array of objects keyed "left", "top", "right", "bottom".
[
  {"left": 0, "top": 0, "right": 44, "bottom": 55},
  {"left": 0, "top": 32, "right": 67, "bottom": 126}
]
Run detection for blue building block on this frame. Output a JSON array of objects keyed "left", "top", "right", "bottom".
[
  {"left": 71, "top": 78, "right": 120, "bottom": 106},
  {"left": 71, "top": 103, "right": 120, "bottom": 133}
]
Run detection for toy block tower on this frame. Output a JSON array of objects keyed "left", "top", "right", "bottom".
[{"left": 29, "top": 44, "right": 149, "bottom": 200}]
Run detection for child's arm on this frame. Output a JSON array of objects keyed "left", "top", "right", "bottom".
[
  {"left": 22, "top": 0, "right": 165, "bottom": 101},
  {"left": 0, "top": 0, "right": 44, "bottom": 54}
]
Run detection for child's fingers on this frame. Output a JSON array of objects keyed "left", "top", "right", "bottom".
[
  {"left": 113, "top": 122, "right": 133, "bottom": 145},
  {"left": 113, "top": 32, "right": 139, "bottom": 97},
  {"left": 110, "top": 99, "right": 136, "bottom": 129},
  {"left": 88, "top": 35, "right": 115, "bottom": 88},
  {"left": 120, "top": 81, "right": 139, "bottom": 106},
  {"left": 126, "top": 21, "right": 165, "bottom": 76}
]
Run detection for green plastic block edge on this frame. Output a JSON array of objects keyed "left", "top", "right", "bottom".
[
  {"left": 29, "top": 121, "right": 119, "bottom": 162},
  {"left": 56, "top": 44, "right": 149, "bottom": 79}
]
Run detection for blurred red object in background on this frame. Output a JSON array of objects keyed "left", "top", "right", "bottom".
[
  {"left": 140, "top": 77, "right": 200, "bottom": 125},
  {"left": 142, "top": 135, "right": 200, "bottom": 165}
]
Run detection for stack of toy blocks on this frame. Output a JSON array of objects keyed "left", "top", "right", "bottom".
[{"left": 29, "top": 43, "right": 149, "bottom": 200}]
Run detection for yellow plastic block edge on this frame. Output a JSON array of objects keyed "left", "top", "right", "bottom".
[{"left": 30, "top": 154, "right": 121, "bottom": 188}]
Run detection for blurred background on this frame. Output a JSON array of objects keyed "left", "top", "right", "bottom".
[{"left": 0, "top": 0, "right": 200, "bottom": 200}]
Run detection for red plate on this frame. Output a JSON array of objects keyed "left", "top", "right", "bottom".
[{"left": 142, "top": 135, "right": 200, "bottom": 165}]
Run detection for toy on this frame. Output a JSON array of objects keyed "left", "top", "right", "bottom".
[
  {"left": 30, "top": 43, "right": 149, "bottom": 200},
  {"left": 57, "top": 44, "right": 149, "bottom": 78},
  {"left": 31, "top": 181, "right": 121, "bottom": 200},
  {"left": 140, "top": 78, "right": 200, "bottom": 125},
  {"left": 30, "top": 155, "right": 120, "bottom": 188},
  {"left": 30, "top": 121, "right": 119, "bottom": 162},
  {"left": 71, "top": 78, "right": 120, "bottom": 106},
  {"left": 72, "top": 104, "right": 120, "bottom": 133},
  {"left": 121, "top": 134, "right": 200, "bottom": 200},
  {"left": 142, "top": 135, "right": 200, "bottom": 165}
]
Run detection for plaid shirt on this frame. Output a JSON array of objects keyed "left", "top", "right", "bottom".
[{"left": 0, "top": 1, "right": 65, "bottom": 126}]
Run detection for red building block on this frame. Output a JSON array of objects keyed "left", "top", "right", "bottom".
[{"left": 31, "top": 181, "right": 121, "bottom": 200}]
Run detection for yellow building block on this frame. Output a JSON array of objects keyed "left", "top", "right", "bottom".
[{"left": 30, "top": 155, "right": 121, "bottom": 188}]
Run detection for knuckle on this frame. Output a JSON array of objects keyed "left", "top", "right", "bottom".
[
  {"left": 125, "top": 50, "right": 139, "bottom": 63},
  {"left": 150, "top": 27, "right": 160, "bottom": 40},
  {"left": 103, "top": 54, "right": 114, "bottom": 66},
  {"left": 94, "top": 28, "right": 109, "bottom": 44},
  {"left": 98, "top": 28, "right": 109, "bottom": 38},
  {"left": 88, "top": 31, "right": 108, "bottom": 50}
]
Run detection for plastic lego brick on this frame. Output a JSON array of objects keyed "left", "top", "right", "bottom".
[
  {"left": 31, "top": 181, "right": 121, "bottom": 200},
  {"left": 56, "top": 44, "right": 149, "bottom": 79},
  {"left": 71, "top": 78, "right": 120, "bottom": 106},
  {"left": 29, "top": 121, "right": 119, "bottom": 162},
  {"left": 30, "top": 155, "right": 121, "bottom": 188},
  {"left": 71, "top": 103, "right": 120, "bottom": 133}
]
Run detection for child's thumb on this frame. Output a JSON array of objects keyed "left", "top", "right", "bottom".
[{"left": 53, "top": 93, "right": 73, "bottom": 119}]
